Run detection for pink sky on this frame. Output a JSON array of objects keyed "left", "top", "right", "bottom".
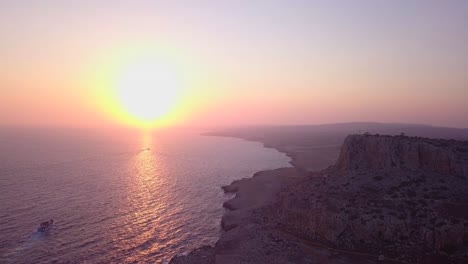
[{"left": 1, "top": 1, "right": 467, "bottom": 128}]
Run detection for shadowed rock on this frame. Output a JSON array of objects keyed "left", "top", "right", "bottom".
[{"left": 336, "top": 134, "right": 468, "bottom": 178}]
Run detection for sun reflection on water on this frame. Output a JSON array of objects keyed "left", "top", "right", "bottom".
[{"left": 110, "top": 132, "right": 181, "bottom": 263}]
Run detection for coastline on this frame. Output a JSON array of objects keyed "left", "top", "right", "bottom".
[
  {"left": 169, "top": 133, "right": 306, "bottom": 263},
  {"left": 170, "top": 132, "right": 372, "bottom": 263},
  {"left": 206, "top": 132, "right": 308, "bottom": 236},
  {"left": 169, "top": 143, "right": 391, "bottom": 264},
  {"left": 202, "top": 132, "right": 311, "bottom": 233},
  {"left": 171, "top": 132, "right": 468, "bottom": 263},
  {"left": 202, "top": 132, "right": 326, "bottom": 173},
  {"left": 202, "top": 133, "right": 297, "bottom": 168},
  {"left": 201, "top": 130, "right": 343, "bottom": 172},
  {"left": 170, "top": 166, "right": 307, "bottom": 264}
]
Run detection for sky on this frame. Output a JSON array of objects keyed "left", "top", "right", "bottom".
[{"left": 1, "top": 0, "right": 467, "bottom": 128}]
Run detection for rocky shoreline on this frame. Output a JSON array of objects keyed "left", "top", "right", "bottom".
[{"left": 171, "top": 134, "right": 468, "bottom": 264}]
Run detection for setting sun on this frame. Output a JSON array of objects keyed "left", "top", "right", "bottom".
[
  {"left": 117, "top": 61, "right": 180, "bottom": 123},
  {"left": 88, "top": 51, "right": 189, "bottom": 128}
]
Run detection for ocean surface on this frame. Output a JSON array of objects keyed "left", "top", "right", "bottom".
[{"left": 0, "top": 128, "right": 291, "bottom": 263}]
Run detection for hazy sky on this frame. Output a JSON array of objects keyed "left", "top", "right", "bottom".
[{"left": 1, "top": 0, "right": 467, "bottom": 128}]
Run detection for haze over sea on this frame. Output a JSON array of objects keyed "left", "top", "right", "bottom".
[{"left": 0, "top": 128, "right": 290, "bottom": 263}]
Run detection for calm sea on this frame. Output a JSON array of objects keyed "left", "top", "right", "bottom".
[{"left": 0, "top": 128, "right": 290, "bottom": 263}]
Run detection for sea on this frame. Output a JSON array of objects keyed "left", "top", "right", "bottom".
[{"left": 0, "top": 128, "right": 291, "bottom": 263}]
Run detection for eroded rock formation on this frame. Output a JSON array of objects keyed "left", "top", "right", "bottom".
[{"left": 273, "top": 135, "right": 468, "bottom": 263}]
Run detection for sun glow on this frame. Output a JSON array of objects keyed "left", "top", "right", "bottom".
[
  {"left": 88, "top": 45, "right": 213, "bottom": 128},
  {"left": 117, "top": 61, "right": 180, "bottom": 123}
]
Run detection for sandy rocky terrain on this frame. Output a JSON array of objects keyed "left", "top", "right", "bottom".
[{"left": 170, "top": 133, "right": 468, "bottom": 264}]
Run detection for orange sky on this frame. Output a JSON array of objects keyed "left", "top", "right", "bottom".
[{"left": 1, "top": 1, "right": 467, "bottom": 128}]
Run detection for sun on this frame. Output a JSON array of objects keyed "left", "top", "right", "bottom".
[{"left": 117, "top": 61, "right": 180, "bottom": 124}]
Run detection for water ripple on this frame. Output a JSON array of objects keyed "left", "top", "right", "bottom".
[{"left": 0, "top": 131, "right": 290, "bottom": 263}]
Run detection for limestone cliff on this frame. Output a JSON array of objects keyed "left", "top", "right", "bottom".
[
  {"left": 336, "top": 135, "right": 468, "bottom": 177},
  {"left": 273, "top": 135, "right": 468, "bottom": 263}
]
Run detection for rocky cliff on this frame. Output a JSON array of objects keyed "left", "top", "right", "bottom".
[
  {"left": 171, "top": 134, "right": 468, "bottom": 264},
  {"left": 336, "top": 135, "right": 468, "bottom": 177},
  {"left": 273, "top": 135, "right": 468, "bottom": 263}
]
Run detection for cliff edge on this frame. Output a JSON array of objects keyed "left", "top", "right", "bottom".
[
  {"left": 273, "top": 135, "right": 468, "bottom": 263},
  {"left": 171, "top": 134, "right": 468, "bottom": 264},
  {"left": 336, "top": 134, "right": 467, "bottom": 177}
]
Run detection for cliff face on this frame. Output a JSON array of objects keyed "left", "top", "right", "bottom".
[
  {"left": 336, "top": 135, "right": 468, "bottom": 178},
  {"left": 273, "top": 135, "right": 468, "bottom": 263}
]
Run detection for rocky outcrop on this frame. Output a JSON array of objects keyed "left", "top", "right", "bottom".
[
  {"left": 336, "top": 135, "right": 468, "bottom": 178},
  {"left": 272, "top": 135, "right": 468, "bottom": 263},
  {"left": 171, "top": 167, "right": 398, "bottom": 264},
  {"left": 172, "top": 134, "right": 468, "bottom": 264}
]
